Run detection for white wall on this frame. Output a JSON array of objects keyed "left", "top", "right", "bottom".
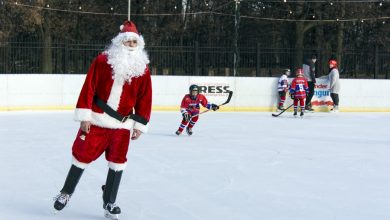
[{"left": 1, "top": 74, "right": 390, "bottom": 111}]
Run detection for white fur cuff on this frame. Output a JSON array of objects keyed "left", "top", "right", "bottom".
[
  {"left": 134, "top": 121, "right": 149, "bottom": 133},
  {"left": 74, "top": 108, "right": 92, "bottom": 122},
  {"left": 72, "top": 157, "right": 88, "bottom": 169},
  {"left": 108, "top": 161, "right": 127, "bottom": 171}
]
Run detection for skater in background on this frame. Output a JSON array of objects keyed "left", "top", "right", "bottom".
[
  {"left": 53, "top": 20, "right": 152, "bottom": 220},
  {"left": 176, "top": 84, "right": 219, "bottom": 136},
  {"left": 303, "top": 54, "right": 317, "bottom": 112},
  {"left": 290, "top": 68, "right": 309, "bottom": 117},
  {"left": 277, "top": 68, "right": 291, "bottom": 111},
  {"left": 327, "top": 59, "right": 340, "bottom": 112}
]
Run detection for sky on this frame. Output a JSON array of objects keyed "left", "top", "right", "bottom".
[{"left": 0, "top": 110, "right": 389, "bottom": 220}]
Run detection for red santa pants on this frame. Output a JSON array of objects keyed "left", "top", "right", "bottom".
[{"left": 72, "top": 125, "right": 130, "bottom": 164}]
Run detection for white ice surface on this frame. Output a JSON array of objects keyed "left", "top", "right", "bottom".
[{"left": 0, "top": 111, "right": 389, "bottom": 220}]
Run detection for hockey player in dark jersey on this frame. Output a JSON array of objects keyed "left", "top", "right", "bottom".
[{"left": 175, "top": 85, "right": 219, "bottom": 136}]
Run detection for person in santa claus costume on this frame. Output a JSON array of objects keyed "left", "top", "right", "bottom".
[{"left": 53, "top": 20, "right": 152, "bottom": 220}]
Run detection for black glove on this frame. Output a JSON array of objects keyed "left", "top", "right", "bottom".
[
  {"left": 182, "top": 111, "right": 190, "bottom": 121},
  {"left": 290, "top": 93, "right": 295, "bottom": 99},
  {"left": 211, "top": 104, "right": 219, "bottom": 111},
  {"left": 312, "top": 78, "right": 317, "bottom": 84}
]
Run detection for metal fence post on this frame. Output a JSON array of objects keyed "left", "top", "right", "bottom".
[
  {"left": 64, "top": 40, "right": 68, "bottom": 73},
  {"left": 256, "top": 42, "right": 260, "bottom": 77},
  {"left": 194, "top": 41, "right": 199, "bottom": 75},
  {"left": 374, "top": 45, "right": 379, "bottom": 79}
]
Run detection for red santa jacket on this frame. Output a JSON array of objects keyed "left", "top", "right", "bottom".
[
  {"left": 180, "top": 94, "right": 211, "bottom": 114},
  {"left": 289, "top": 76, "right": 309, "bottom": 99},
  {"left": 74, "top": 53, "right": 152, "bottom": 133}
]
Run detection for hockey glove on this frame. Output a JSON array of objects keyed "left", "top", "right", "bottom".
[
  {"left": 290, "top": 93, "right": 295, "bottom": 99},
  {"left": 182, "top": 112, "right": 190, "bottom": 121},
  {"left": 211, "top": 104, "right": 219, "bottom": 111}
]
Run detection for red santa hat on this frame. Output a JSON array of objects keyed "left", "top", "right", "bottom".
[
  {"left": 120, "top": 21, "right": 139, "bottom": 35},
  {"left": 112, "top": 20, "right": 145, "bottom": 49}
]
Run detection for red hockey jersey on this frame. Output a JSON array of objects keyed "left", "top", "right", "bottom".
[
  {"left": 180, "top": 94, "right": 210, "bottom": 114},
  {"left": 289, "top": 76, "right": 309, "bottom": 99}
]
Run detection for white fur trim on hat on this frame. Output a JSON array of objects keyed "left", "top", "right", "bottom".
[
  {"left": 111, "top": 32, "right": 146, "bottom": 50},
  {"left": 108, "top": 161, "right": 127, "bottom": 171}
]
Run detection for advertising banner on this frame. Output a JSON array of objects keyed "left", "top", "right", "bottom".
[{"left": 311, "top": 78, "right": 333, "bottom": 108}]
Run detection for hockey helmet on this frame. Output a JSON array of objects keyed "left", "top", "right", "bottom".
[
  {"left": 296, "top": 68, "right": 304, "bottom": 76},
  {"left": 189, "top": 84, "right": 199, "bottom": 100},
  {"left": 284, "top": 68, "right": 291, "bottom": 76},
  {"left": 328, "top": 59, "right": 338, "bottom": 68}
]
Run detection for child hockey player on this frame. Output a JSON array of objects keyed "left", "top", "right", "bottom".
[
  {"left": 175, "top": 84, "right": 219, "bottom": 136},
  {"left": 327, "top": 59, "right": 340, "bottom": 112},
  {"left": 289, "top": 68, "right": 309, "bottom": 117},
  {"left": 277, "top": 68, "right": 291, "bottom": 110}
]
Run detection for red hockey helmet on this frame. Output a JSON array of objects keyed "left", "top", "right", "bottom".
[
  {"left": 328, "top": 59, "right": 338, "bottom": 67},
  {"left": 296, "top": 68, "right": 304, "bottom": 76}
]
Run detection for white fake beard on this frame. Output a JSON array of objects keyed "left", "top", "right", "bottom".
[{"left": 104, "top": 44, "right": 149, "bottom": 83}]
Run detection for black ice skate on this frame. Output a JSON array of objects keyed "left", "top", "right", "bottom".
[
  {"left": 102, "top": 168, "right": 123, "bottom": 220},
  {"left": 175, "top": 130, "right": 182, "bottom": 135},
  {"left": 53, "top": 193, "right": 71, "bottom": 212},
  {"left": 104, "top": 202, "right": 121, "bottom": 220},
  {"left": 305, "top": 106, "right": 314, "bottom": 112},
  {"left": 54, "top": 164, "right": 84, "bottom": 213},
  {"left": 330, "top": 105, "right": 339, "bottom": 113},
  {"left": 300, "top": 111, "right": 304, "bottom": 117},
  {"left": 186, "top": 126, "right": 193, "bottom": 136},
  {"left": 293, "top": 110, "right": 298, "bottom": 117}
]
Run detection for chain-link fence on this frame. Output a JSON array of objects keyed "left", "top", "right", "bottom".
[{"left": 1, "top": 40, "right": 389, "bottom": 79}]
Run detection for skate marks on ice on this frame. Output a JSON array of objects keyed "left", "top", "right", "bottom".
[{"left": 1, "top": 111, "right": 390, "bottom": 219}]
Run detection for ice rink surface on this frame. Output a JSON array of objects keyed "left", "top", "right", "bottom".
[{"left": 0, "top": 110, "right": 389, "bottom": 220}]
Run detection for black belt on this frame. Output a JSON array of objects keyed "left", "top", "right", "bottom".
[{"left": 94, "top": 96, "right": 148, "bottom": 125}]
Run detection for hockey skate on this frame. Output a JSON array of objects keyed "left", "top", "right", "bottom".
[
  {"left": 277, "top": 106, "right": 284, "bottom": 111},
  {"left": 104, "top": 202, "right": 121, "bottom": 220},
  {"left": 186, "top": 126, "right": 193, "bottom": 136},
  {"left": 293, "top": 110, "right": 298, "bottom": 117},
  {"left": 330, "top": 105, "right": 339, "bottom": 113},
  {"left": 300, "top": 111, "right": 304, "bottom": 117},
  {"left": 175, "top": 130, "right": 182, "bottom": 135},
  {"left": 305, "top": 104, "right": 314, "bottom": 112},
  {"left": 53, "top": 193, "right": 71, "bottom": 212},
  {"left": 102, "top": 168, "right": 123, "bottom": 220}
]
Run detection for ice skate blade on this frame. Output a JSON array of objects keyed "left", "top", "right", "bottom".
[{"left": 105, "top": 211, "right": 119, "bottom": 220}]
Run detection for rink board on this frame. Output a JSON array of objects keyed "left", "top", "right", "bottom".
[{"left": 0, "top": 74, "right": 390, "bottom": 112}]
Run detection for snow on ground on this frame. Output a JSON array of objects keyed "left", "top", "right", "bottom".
[{"left": 0, "top": 111, "right": 389, "bottom": 220}]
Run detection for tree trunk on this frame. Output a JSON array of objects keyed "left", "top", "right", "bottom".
[
  {"left": 336, "top": 1, "right": 345, "bottom": 69},
  {"left": 294, "top": 21, "right": 305, "bottom": 71},
  {"left": 41, "top": 15, "right": 52, "bottom": 73}
]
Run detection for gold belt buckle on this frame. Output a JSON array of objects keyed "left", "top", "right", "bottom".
[{"left": 121, "top": 115, "right": 129, "bottom": 123}]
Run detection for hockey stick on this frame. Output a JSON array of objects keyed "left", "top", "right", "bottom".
[
  {"left": 191, "top": 91, "right": 233, "bottom": 118},
  {"left": 271, "top": 104, "right": 293, "bottom": 117}
]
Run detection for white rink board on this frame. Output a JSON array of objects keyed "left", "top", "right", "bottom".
[{"left": 0, "top": 74, "right": 390, "bottom": 111}]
